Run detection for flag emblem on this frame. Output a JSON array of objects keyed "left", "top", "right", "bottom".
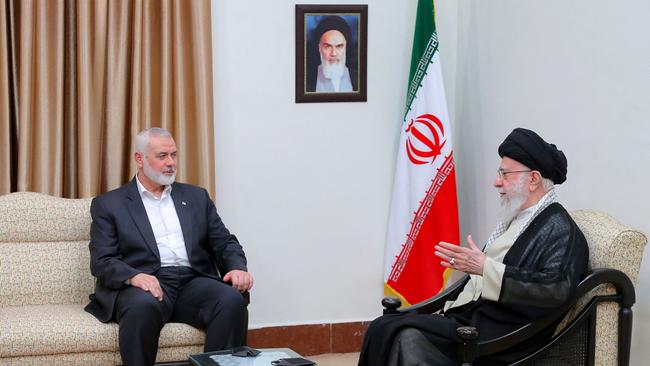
[{"left": 405, "top": 113, "right": 446, "bottom": 165}]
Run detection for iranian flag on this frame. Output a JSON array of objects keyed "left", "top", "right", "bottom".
[{"left": 384, "top": 0, "right": 460, "bottom": 306}]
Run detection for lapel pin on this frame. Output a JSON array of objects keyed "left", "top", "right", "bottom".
[{"left": 182, "top": 201, "right": 187, "bottom": 206}]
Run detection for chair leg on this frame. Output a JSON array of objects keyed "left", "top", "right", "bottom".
[
  {"left": 241, "top": 309, "right": 249, "bottom": 345},
  {"left": 618, "top": 306, "right": 633, "bottom": 366}
]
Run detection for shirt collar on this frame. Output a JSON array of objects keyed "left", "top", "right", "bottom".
[{"left": 136, "top": 173, "right": 172, "bottom": 199}]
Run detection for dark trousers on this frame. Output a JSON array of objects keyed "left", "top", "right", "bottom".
[
  {"left": 114, "top": 267, "right": 246, "bottom": 366},
  {"left": 358, "top": 313, "right": 461, "bottom": 366},
  {"left": 388, "top": 328, "right": 458, "bottom": 366}
]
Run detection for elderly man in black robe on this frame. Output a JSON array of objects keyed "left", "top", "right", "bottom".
[{"left": 358, "top": 128, "right": 589, "bottom": 366}]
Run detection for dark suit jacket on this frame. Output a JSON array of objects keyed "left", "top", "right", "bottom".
[{"left": 84, "top": 178, "right": 248, "bottom": 322}]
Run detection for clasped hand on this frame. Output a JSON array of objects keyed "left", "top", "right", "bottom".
[{"left": 434, "top": 234, "right": 486, "bottom": 275}]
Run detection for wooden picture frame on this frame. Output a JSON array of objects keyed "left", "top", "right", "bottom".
[{"left": 295, "top": 4, "right": 368, "bottom": 103}]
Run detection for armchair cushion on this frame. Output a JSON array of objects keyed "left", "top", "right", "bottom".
[{"left": 0, "top": 304, "right": 116, "bottom": 358}]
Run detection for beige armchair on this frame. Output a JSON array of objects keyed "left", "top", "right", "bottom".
[{"left": 382, "top": 209, "right": 647, "bottom": 365}]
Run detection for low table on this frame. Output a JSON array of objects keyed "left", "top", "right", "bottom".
[{"left": 189, "top": 348, "right": 302, "bottom": 366}]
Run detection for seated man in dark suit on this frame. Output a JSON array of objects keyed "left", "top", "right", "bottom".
[
  {"left": 358, "top": 128, "right": 589, "bottom": 366},
  {"left": 85, "top": 127, "right": 254, "bottom": 366}
]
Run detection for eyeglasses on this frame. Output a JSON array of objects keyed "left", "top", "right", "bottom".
[{"left": 496, "top": 169, "right": 532, "bottom": 179}]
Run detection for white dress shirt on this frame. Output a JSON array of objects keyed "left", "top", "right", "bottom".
[{"left": 136, "top": 174, "right": 190, "bottom": 267}]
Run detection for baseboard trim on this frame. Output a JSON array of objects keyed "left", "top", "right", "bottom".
[{"left": 247, "top": 321, "right": 370, "bottom": 356}]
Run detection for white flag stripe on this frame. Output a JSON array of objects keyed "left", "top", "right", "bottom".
[{"left": 384, "top": 51, "right": 452, "bottom": 281}]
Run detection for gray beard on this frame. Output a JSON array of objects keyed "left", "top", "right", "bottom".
[
  {"left": 498, "top": 178, "right": 528, "bottom": 224},
  {"left": 143, "top": 159, "right": 176, "bottom": 186},
  {"left": 320, "top": 53, "right": 346, "bottom": 80}
]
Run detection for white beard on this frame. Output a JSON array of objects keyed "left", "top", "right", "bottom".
[
  {"left": 320, "top": 52, "right": 346, "bottom": 81},
  {"left": 143, "top": 158, "right": 176, "bottom": 186},
  {"left": 498, "top": 176, "right": 528, "bottom": 224}
]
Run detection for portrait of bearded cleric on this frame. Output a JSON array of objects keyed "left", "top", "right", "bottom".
[{"left": 305, "top": 15, "right": 359, "bottom": 93}]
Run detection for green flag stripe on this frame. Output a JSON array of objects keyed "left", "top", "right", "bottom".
[
  {"left": 404, "top": 32, "right": 439, "bottom": 120},
  {"left": 408, "top": 0, "right": 436, "bottom": 86},
  {"left": 404, "top": 0, "right": 439, "bottom": 120}
]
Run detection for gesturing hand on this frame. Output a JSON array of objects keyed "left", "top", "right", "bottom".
[
  {"left": 129, "top": 273, "right": 164, "bottom": 301},
  {"left": 435, "top": 234, "right": 486, "bottom": 275},
  {"left": 223, "top": 270, "right": 254, "bottom": 293}
]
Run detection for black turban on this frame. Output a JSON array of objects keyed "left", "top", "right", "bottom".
[
  {"left": 498, "top": 128, "right": 568, "bottom": 184},
  {"left": 313, "top": 16, "right": 352, "bottom": 45}
]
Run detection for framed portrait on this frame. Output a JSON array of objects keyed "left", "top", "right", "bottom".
[{"left": 295, "top": 4, "right": 368, "bottom": 103}]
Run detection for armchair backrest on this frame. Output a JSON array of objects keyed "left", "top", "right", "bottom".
[
  {"left": 555, "top": 210, "right": 647, "bottom": 365},
  {"left": 572, "top": 210, "right": 646, "bottom": 283},
  {"left": 0, "top": 192, "right": 93, "bottom": 306}
]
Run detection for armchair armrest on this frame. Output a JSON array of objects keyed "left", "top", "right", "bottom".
[
  {"left": 404, "top": 274, "right": 470, "bottom": 314},
  {"left": 458, "top": 268, "right": 635, "bottom": 362},
  {"left": 381, "top": 274, "right": 470, "bottom": 315}
]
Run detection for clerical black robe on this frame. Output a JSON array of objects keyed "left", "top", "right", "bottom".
[{"left": 359, "top": 203, "right": 589, "bottom": 366}]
